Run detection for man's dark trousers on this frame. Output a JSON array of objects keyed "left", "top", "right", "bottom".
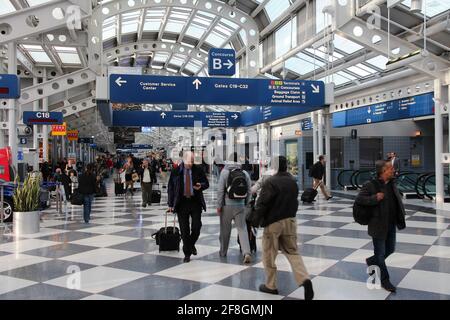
[
  {"left": 367, "top": 223, "right": 396, "bottom": 281},
  {"left": 177, "top": 197, "right": 202, "bottom": 257}
]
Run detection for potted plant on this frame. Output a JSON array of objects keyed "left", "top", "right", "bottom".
[{"left": 13, "top": 175, "right": 41, "bottom": 234}]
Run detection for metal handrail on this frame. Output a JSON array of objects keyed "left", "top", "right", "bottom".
[
  {"left": 422, "top": 174, "right": 450, "bottom": 200},
  {"left": 337, "top": 169, "right": 355, "bottom": 188},
  {"left": 352, "top": 169, "right": 375, "bottom": 189},
  {"left": 415, "top": 172, "right": 434, "bottom": 199}
]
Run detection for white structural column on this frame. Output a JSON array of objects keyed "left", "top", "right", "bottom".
[
  {"left": 257, "top": 123, "right": 270, "bottom": 175},
  {"left": 318, "top": 110, "right": 324, "bottom": 157},
  {"left": 61, "top": 136, "right": 66, "bottom": 160},
  {"left": 32, "top": 77, "right": 39, "bottom": 171},
  {"left": 311, "top": 112, "right": 318, "bottom": 161},
  {"left": 325, "top": 110, "right": 331, "bottom": 188},
  {"left": 8, "top": 42, "right": 17, "bottom": 169},
  {"left": 42, "top": 69, "right": 49, "bottom": 162},
  {"left": 434, "top": 79, "right": 448, "bottom": 205}
]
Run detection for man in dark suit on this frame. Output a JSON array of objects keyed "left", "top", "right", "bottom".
[
  {"left": 390, "top": 152, "right": 400, "bottom": 177},
  {"left": 355, "top": 160, "right": 406, "bottom": 292},
  {"left": 168, "top": 151, "right": 209, "bottom": 263}
]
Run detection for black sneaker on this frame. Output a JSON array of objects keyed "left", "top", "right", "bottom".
[
  {"left": 142, "top": 203, "right": 147, "bottom": 208},
  {"left": 192, "top": 246, "right": 197, "bottom": 256},
  {"left": 381, "top": 279, "right": 396, "bottom": 292},
  {"left": 258, "top": 284, "right": 279, "bottom": 295},
  {"left": 302, "top": 279, "right": 314, "bottom": 300},
  {"left": 183, "top": 256, "right": 191, "bottom": 263}
]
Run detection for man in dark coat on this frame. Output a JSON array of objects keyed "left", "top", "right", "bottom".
[
  {"left": 355, "top": 160, "right": 406, "bottom": 293},
  {"left": 310, "top": 155, "right": 332, "bottom": 200},
  {"left": 168, "top": 151, "right": 209, "bottom": 263}
]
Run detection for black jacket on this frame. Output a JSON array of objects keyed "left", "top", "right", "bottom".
[
  {"left": 254, "top": 172, "right": 299, "bottom": 227},
  {"left": 168, "top": 163, "right": 209, "bottom": 212},
  {"left": 57, "top": 173, "right": 71, "bottom": 197},
  {"left": 139, "top": 166, "right": 153, "bottom": 182},
  {"left": 77, "top": 173, "right": 97, "bottom": 195},
  {"left": 310, "top": 161, "right": 325, "bottom": 180},
  {"left": 355, "top": 179, "right": 406, "bottom": 240}
]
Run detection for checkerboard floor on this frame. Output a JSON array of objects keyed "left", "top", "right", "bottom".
[{"left": 1, "top": 178, "right": 450, "bottom": 300}]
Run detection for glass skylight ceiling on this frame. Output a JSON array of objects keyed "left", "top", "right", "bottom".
[{"left": 401, "top": 0, "right": 450, "bottom": 17}]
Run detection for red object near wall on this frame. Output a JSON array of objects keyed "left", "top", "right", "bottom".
[{"left": 0, "top": 147, "right": 13, "bottom": 182}]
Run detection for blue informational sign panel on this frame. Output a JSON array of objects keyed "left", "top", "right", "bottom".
[
  {"left": 301, "top": 118, "right": 313, "bottom": 131},
  {"left": 0, "top": 74, "right": 20, "bottom": 99},
  {"left": 109, "top": 74, "right": 325, "bottom": 108},
  {"left": 117, "top": 144, "right": 153, "bottom": 149},
  {"left": 78, "top": 137, "right": 94, "bottom": 144},
  {"left": 23, "top": 111, "right": 63, "bottom": 125},
  {"left": 240, "top": 106, "right": 323, "bottom": 127},
  {"left": 19, "top": 138, "right": 27, "bottom": 145},
  {"left": 332, "top": 93, "right": 434, "bottom": 128},
  {"left": 113, "top": 111, "right": 241, "bottom": 128},
  {"left": 208, "top": 48, "right": 236, "bottom": 76}
]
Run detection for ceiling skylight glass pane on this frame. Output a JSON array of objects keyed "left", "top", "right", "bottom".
[
  {"left": 186, "top": 25, "right": 205, "bottom": 39},
  {"left": 58, "top": 53, "right": 81, "bottom": 64},
  {"left": 265, "top": 0, "right": 290, "bottom": 21},
  {"left": 205, "top": 32, "right": 226, "bottom": 47},
  {"left": 275, "top": 19, "right": 297, "bottom": 58},
  {"left": 333, "top": 34, "right": 364, "bottom": 54},
  {"left": 122, "top": 22, "right": 139, "bottom": 33},
  {"left": 0, "top": 1, "right": 16, "bottom": 15},
  {"left": 28, "top": 51, "right": 52, "bottom": 63},
  {"left": 401, "top": 0, "right": 450, "bottom": 17},
  {"left": 144, "top": 21, "right": 161, "bottom": 31},
  {"left": 26, "top": 0, "right": 54, "bottom": 6},
  {"left": 165, "top": 22, "right": 184, "bottom": 33},
  {"left": 347, "top": 65, "right": 372, "bottom": 77},
  {"left": 285, "top": 53, "right": 324, "bottom": 75},
  {"left": 153, "top": 53, "right": 169, "bottom": 63},
  {"left": 366, "top": 55, "right": 389, "bottom": 70}
]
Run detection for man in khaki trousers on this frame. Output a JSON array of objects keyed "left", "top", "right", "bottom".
[{"left": 254, "top": 156, "right": 314, "bottom": 300}]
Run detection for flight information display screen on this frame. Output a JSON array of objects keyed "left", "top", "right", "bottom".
[{"left": 332, "top": 93, "right": 434, "bottom": 128}]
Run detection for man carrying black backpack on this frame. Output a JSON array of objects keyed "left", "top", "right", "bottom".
[{"left": 217, "top": 152, "right": 252, "bottom": 264}]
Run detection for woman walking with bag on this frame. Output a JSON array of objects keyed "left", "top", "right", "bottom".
[
  {"left": 78, "top": 164, "right": 97, "bottom": 223},
  {"left": 123, "top": 156, "right": 135, "bottom": 197}
]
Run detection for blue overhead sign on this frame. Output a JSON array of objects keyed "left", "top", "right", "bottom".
[
  {"left": 0, "top": 74, "right": 20, "bottom": 99},
  {"left": 240, "top": 106, "right": 323, "bottom": 127},
  {"left": 113, "top": 111, "right": 241, "bottom": 128},
  {"left": 301, "top": 118, "right": 313, "bottom": 131},
  {"left": 117, "top": 144, "right": 153, "bottom": 149},
  {"left": 23, "top": 111, "right": 63, "bottom": 125},
  {"left": 109, "top": 74, "right": 325, "bottom": 108},
  {"left": 332, "top": 93, "right": 434, "bottom": 128},
  {"left": 208, "top": 48, "right": 236, "bottom": 76}
]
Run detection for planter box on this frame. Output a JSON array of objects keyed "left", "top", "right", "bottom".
[{"left": 13, "top": 211, "right": 40, "bottom": 234}]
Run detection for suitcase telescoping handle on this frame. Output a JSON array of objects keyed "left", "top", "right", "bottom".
[{"left": 164, "top": 209, "right": 177, "bottom": 233}]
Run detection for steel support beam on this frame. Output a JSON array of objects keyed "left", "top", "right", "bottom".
[
  {"left": 8, "top": 42, "right": 18, "bottom": 169},
  {"left": 89, "top": 0, "right": 260, "bottom": 77},
  {"left": 19, "top": 30, "right": 89, "bottom": 47},
  {"left": 19, "top": 68, "right": 96, "bottom": 105},
  {"left": 0, "top": 0, "right": 91, "bottom": 45},
  {"left": 52, "top": 96, "right": 96, "bottom": 118}
]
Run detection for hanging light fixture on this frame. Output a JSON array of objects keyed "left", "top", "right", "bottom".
[{"left": 410, "top": 0, "right": 423, "bottom": 13}]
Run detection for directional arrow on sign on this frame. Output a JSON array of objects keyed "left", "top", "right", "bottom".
[
  {"left": 193, "top": 79, "right": 202, "bottom": 90},
  {"left": 224, "top": 60, "right": 234, "bottom": 69},
  {"left": 160, "top": 112, "right": 166, "bottom": 119},
  {"left": 311, "top": 84, "right": 320, "bottom": 93},
  {"left": 368, "top": 108, "right": 372, "bottom": 114},
  {"left": 115, "top": 77, "right": 127, "bottom": 87},
  {"left": 232, "top": 114, "right": 238, "bottom": 120}
]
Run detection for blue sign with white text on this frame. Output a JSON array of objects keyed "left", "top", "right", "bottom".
[
  {"left": 332, "top": 93, "right": 434, "bottom": 127},
  {"left": 113, "top": 111, "right": 241, "bottom": 128},
  {"left": 240, "top": 106, "right": 323, "bottom": 127},
  {"left": 109, "top": 74, "right": 325, "bottom": 108},
  {"left": 301, "top": 118, "right": 313, "bottom": 131},
  {"left": 208, "top": 48, "right": 236, "bottom": 76},
  {"left": 0, "top": 74, "right": 20, "bottom": 99},
  {"left": 23, "top": 111, "right": 63, "bottom": 125}
]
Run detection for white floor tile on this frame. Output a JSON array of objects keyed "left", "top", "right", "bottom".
[
  {"left": 181, "top": 284, "right": 283, "bottom": 300},
  {"left": 297, "top": 226, "right": 336, "bottom": 236},
  {"left": 40, "top": 220, "right": 76, "bottom": 228},
  {"left": 81, "top": 294, "right": 122, "bottom": 300},
  {"left": 288, "top": 276, "right": 390, "bottom": 300},
  {"left": 80, "top": 225, "right": 132, "bottom": 235},
  {"left": 253, "top": 255, "right": 337, "bottom": 276},
  {"left": 45, "top": 266, "right": 147, "bottom": 294},
  {"left": 314, "top": 216, "right": 355, "bottom": 223},
  {"left": 60, "top": 248, "right": 141, "bottom": 265},
  {"left": 9, "top": 228, "right": 70, "bottom": 239},
  {"left": 0, "top": 254, "right": 52, "bottom": 273},
  {"left": 70, "top": 235, "right": 135, "bottom": 248},
  {"left": 396, "top": 233, "right": 438, "bottom": 245},
  {"left": 0, "top": 239, "right": 59, "bottom": 253},
  {"left": 398, "top": 270, "right": 450, "bottom": 295},
  {"left": 340, "top": 223, "right": 368, "bottom": 231},
  {"left": 424, "top": 245, "right": 450, "bottom": 259},
  {"left": 89, "top": 218, "right": 133, "bottom": 225},
  {"left": 440, "top": 230, "right": 450, "bottom": 238},
  {"left": 298, "top": 210, "right": 334, "bottom": 216},
  {"left": 343, "top": 249, "right": 422, "bottom": 269},
  {"left": 155, "top": 260, "right": 247, "bottom": 284},
  {"left": 0, "top": 275, "right": 37, "bottom": 295},
  {"left": 404, "top": 221, "right": 449, "bottom": 230},
  {"left": 148, "top": 244, "right": 219, "bottom": 259},
  {"left": 306, "top": 236, "right": 370, "bottom": 249}
]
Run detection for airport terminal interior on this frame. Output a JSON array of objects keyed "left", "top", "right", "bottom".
[{"left": 0, "top": 0, "right": 450, "bottom": 301}]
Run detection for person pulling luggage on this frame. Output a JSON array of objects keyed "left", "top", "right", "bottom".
[{"left": 309, "top": 155, "right": 332, "bottom": 200}]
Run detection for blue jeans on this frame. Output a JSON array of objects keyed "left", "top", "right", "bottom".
[
  {"left": 83, "top": 195, "right": 94, "bottom": 223},
  {"left": 367, "top": 224, "right": 396, "bottom": 281}
]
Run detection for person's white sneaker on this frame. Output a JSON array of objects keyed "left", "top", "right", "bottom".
[{"left": 243, "top": 254, "right": 252, "bottom": 264}]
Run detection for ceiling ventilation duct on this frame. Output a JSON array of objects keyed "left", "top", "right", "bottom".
[{"left": 410, "top": 0, "right": 423, "bottom": 13}]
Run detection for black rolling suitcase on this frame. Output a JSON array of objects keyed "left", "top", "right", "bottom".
[
  {"left": 152, "top": 211, "right": 181, "bottom": 252},
  {"left": 115, "top": 182, "right": 124, "bottom": 196},
  {"left": 301, "top": 181, "right": 322, "bottom": 203},
  {"left": 151, "top": 183, "right": 161, "bottom": 203}
]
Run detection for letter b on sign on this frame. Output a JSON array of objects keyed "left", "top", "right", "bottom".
[{"left": 213, "top": 58, "right": 222, "bottom": 70}]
